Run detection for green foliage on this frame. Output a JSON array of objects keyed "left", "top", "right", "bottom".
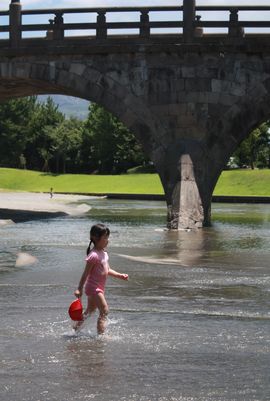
[
  {"left": 0, "top": 97, "right": 36, "bottom": 168},
  {"left": 0, "top": 98, "right": 148, "bottom": 174},
  {"left": 24, "top": 97, "right": 65, "bottom": 171},
  {"left": 46, "top": 117, "right": 83, "bottom": 173},
  {"left": 83, "top": 103, "right": 147, "bottom": 174},
  {"left": 233, "top": 122, "right": 270, "bottom": 169}
]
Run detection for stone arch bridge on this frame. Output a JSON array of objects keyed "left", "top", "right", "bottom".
[{"left": 1, "top": 0, "right": 270, "bottom": 229}]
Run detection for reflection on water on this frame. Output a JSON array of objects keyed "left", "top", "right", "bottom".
[{"left": 0, "top": 199, "right": 270, "bottom": 401}]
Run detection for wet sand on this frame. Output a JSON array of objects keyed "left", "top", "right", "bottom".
[{"left": 0, "top": 192, "right": 93, "bottom": 223}]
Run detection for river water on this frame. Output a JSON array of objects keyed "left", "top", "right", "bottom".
[{"left": 0, "top": 198, "right": 270, "bottom": 401}]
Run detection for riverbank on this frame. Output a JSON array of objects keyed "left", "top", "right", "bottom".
[
  {"left": 0, "top": 192, "right": 93, "bottom": 223},
  {"left": 1, "top": 168, "right": 270, "bottom": 223},
  {"left": 1, "top": 191, "right": 270, "bottom": 225}
]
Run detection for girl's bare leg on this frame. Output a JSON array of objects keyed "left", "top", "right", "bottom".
[
  {"left": 95, "top": 293, "right": 109, "bottom": 335},
  {"left": 73, "top": 296, "right": 97, "bottom": 331}
]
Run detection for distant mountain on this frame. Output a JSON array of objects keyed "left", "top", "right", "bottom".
[{"left": 37, "top": 95, "right": 90, "bottom": 120}]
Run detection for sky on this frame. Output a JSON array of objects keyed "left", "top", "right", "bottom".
[{"left": 1, "top": 0, "right": 270, "bottom": 7}]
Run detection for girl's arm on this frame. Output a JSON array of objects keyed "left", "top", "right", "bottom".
[
  {"left": 74, "top": 262, "right": 93, "bottom": 297},
  {"left": 108, "top": 268, "right": 129, "bottom": 281}
]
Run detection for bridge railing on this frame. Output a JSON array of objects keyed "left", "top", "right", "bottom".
[
  {"left": 195, "top": 5, "right": 270, "bottom": 39},
  {"left": 1, "top": 3, "right": 270, "bottom": 48}
]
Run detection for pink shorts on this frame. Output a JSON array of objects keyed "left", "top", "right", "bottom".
[{"left": 85, "top": 287, "right": 104, "bottom": 297}]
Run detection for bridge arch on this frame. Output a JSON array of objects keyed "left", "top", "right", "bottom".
[
  {"left": 0, "top": 58, "right": 162, "bottom": 152},
  {"left": 1, "top": 50, "right": 270, "bottom": 229}
]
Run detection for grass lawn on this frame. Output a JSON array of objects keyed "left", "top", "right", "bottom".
[
  {"left": 0, "top": 168, "right": 163, "bottom": 194},
  {"left": 214, "top": 169, "right": 270, "bottom": 196},
  {"left": 0, "top": 167, "right": 270, "bottom": 196}
]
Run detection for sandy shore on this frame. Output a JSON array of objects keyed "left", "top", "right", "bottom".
[{"left": 0, "top": 192, "right": 94, "bottom": 223}]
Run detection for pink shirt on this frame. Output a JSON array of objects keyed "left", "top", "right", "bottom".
[{"left": 84, "top": 249, "right": 109, "bottom": 296}]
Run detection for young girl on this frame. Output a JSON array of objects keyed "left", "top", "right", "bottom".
[{"left": 74, "top": 223, "right": 128, "bottom": 334}]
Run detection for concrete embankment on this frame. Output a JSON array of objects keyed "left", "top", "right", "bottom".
[
  {"left": 56, "top": 192, "right": 270, "bottom": 203},
  {"left": 212, "top": 195, "right": 270, "bottom": 203},
  {"left": 108, "top": 194, "right": 270, "bottom": 203}
]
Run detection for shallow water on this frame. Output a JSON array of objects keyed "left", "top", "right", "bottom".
[{"left": 0, "top": 199, "right": 270, "bottom": 401}]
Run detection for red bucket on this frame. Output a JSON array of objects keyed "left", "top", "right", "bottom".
[{"left": 68, "top": 298, "right": 83, "bottom": 321}]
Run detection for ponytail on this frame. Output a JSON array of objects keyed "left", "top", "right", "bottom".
[{"left": 86, "top": 240, "right": 93, "bottom": 256}]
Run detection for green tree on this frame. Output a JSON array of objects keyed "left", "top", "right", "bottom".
[
  {"left": 255, "top": 123, "right": 270, "bottom": 168},
  {"left": 0, "top": 97, "right": 37, "bottom": 167},
  {"left": 83, "top": 103, "right": 147, "bottom": 174},
  {"left": 112, "top": 118, "right": 146, "bottom": 173},
  {"left": 83, "top": 103, "right": 113, "bottom": 173},
  {"left": 49, "top": 117, "right": 83, "bottom": 173},
  {"left": 0, "top": 97, "right": 148, "bottom": 174},
  {"left": 233, "top": 122, "right": 270, "bottom": 169},
  {"left": 24, "top": 97, "right": 65, "bottom": 171}
]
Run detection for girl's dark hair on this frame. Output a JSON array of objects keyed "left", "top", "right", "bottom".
[{"left": 86, "top": 223, "right": 110, "bottom": 255}]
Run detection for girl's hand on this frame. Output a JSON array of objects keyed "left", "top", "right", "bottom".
[
  {"left": 121, "top": 274, "right": 129, "bottom": 281},
  {"left": 74, "top": 289, "right": 81, "bottom": 298}
]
